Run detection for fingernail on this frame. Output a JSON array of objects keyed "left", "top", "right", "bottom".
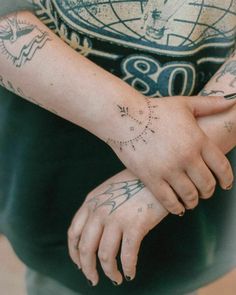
[
  {"left": 225, "top": 183, "right": 233, "bottom": 190},
  {"left": 178, "top": 210, "right": 185, "bottom": 217},
  {"left": 184, "top": 206, "right": 192, "bottom": 211},
  {"left": 112, "top": 280, "right": 119, "bottom": 286},
  {"left": 87, "top": 279, "right": 94, "bottom": 287},
  {"left": 125, "top": 276, "right": 132, "bottom": 281},
  {"left": 224, "top": 93, "right": 236, "bottom": 100}
]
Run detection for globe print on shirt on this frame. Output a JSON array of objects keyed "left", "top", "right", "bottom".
[{"left": 34, "top": 0, "right": 236, "bottom": 96}]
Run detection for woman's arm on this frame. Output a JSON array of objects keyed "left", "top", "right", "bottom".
[
  {"left": 0, "top": 10, "right": 235, "bottom": 215},
  {"left": 68, "top": 50, "right": 236, "bottom": 286},
  {"left": 198, "top": 52, "right": 236, "bottom": 153}
]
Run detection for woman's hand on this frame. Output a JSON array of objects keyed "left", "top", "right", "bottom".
[
  {"left": 110, "top": 95, "right": 235, "bottom": 215},
  {"left": 1, "top": 12, "right": 235, "bottom": 217},
  {"left": 67, "top": 170, "right": 168, "bottom": 286}
]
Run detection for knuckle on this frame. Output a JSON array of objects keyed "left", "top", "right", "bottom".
[
  {"left": 185, "top": 200, "right": 198, "bottom": 209},
  {"left": 201, "top": 182, "right": 216, "bottom": 198},
  {"left": 67, "top": 227, "right": 75, "bottom": 240},
  {"left": 163, "top": 199, "right": 183, "bottom": 214},
  {"left": 98, "top": 250, "right": 110, "bottom": 263},
  {"left": 79, "top": 244, "right": 88, "bottom": 256},
  {"left": 183, "top": 190, "right": 198, "bottom": 203},
  {"left": 181, "top": 150, "right": 194, "bottom": 164},
  {"left": 219, "top": 158, "right": 230, "bottom": 174},
  {"left": 182, "top": 145, "right": 201, "bottom": 164}
]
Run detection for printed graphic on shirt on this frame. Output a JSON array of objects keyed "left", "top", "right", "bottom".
[{"left": 33, "top": 0, "right": 236, "bottom": 96}]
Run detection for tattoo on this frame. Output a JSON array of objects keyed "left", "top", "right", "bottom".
[
  {"left": 224, "top": 121, "right": 234, "bottom": 133},
  {"left": 107, "top": 98, "right": 159, "bottom": 151},
  {"left": 147, "top": 203, "right": 154, "bottom": 209},
  {"left": 87, "top": 179, "right": 145, "bottom": 214},
  {"left": 214, "top": 60, "right": 236, "bottom": 87},
  {"left": 0, "top": 75, "right": 58, "bottom": 115},
  {"left": 0, "top": 13, "right": 51, "bottom": 67},
  {"left": 199, "top": 89, "right": 225, "bottom": 96},
  {"left": 137, "top": 207, "right": 143, "bottom": 213}
]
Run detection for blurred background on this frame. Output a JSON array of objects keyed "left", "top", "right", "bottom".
[{"left": 0, "top": 234, "right": 235, "bottom": 295}]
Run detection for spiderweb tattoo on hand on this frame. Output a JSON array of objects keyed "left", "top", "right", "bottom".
[{"left": 87, "top": 179, "right": 145, "bottom": 214}]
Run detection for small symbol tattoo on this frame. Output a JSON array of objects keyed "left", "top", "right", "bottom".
[
  {"left": 224, "top": 121, "right": 234, "bottom": 133},
  {"left": 147, "top": 203, "right": 154, "bottom": 209},
  {"left": 138, "top": 207, "right": 143, "bottom": 213}
]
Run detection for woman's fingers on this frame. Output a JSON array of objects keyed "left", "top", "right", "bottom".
[
  {"left": 167, "top": 172, "right": 199, "bottom": 209},
  {"left": 67, "top": 207, "right": 89, "bottom": 268},
  {"left": 98, "top": 225, "right": 123, "bottom": 285},
  {"left": 202, "top": 140, "right": 234, "bottom": 190},
  {"left": 151, "top": 180, "right": 185, "bottom": 215},
  {"left": 121, "top": 227, "right": 146, "bottom": 281},
  {"left": 78, "top": 218, "right": 103, "bottom": 286},
  {"left": 186, "top": 156, "right": 217, "bottom": 199}
]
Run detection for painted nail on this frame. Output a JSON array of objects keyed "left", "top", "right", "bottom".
[
  {"left": 224, "top": 93, "right": 236, "bottom": 100},
  {"left": 112, "top": 280, "right": 119, "bottom": 286},
  {"left": 178, "top": 210, "right": 185, "bottom": 217},
  {"left": 87, "top": 279, "right": 93, "bottom": 287},
  {"left": 125, "top": 276, "right": 132, "bottom": 281}
]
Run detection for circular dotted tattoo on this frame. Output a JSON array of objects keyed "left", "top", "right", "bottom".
[{"left": 107, "top": 98, "right": 159, "bottom": 151}]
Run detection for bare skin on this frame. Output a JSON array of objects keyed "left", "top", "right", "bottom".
[
  {"left": 68, "top": 104, "right": 236, "bottom": 287},
  {"left": 68, "top": 52, "right": 236, "bottom": 286},
  {"left": 0, "top": 11, "right": 235, "bottom": 216}
]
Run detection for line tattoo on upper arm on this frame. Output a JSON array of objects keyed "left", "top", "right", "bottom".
[
  {"left": 87, "top": 179, "right": 145, "bottom": 214},
  {"left": 0, "top": 13, "right": 51, "bottom": 67},
  {"left": 0, "top": 75, "right": 58, "bottom": 115}
]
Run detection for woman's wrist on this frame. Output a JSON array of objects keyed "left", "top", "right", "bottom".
[{"left": 197, "top": 106, "right": 236, "bottom": 154}]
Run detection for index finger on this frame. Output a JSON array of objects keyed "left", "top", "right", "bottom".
[{"left": 121, "top": 228, "right": 146, "bottom": 281}]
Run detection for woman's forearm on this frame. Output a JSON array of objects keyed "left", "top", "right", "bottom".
[
  {"left": 0, "top": 10, "right": 145, "bottom": 142},
  {"left": 197, "top": 51, "right": 236, "bottom": 154}
]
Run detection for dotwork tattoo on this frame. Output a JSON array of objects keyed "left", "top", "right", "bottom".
[
  {"left": 224, "top": 121, "right": 234, "bottom": 133},
  {"left": 0, "top": 75, "right": 58, "bottom": 115},
  {"left": 117, "top": 105, "right": 143, "bottom": 125},
  {"left": 214, "top": 60, "right": 236, "bottom": 87},
  {"left": 107, "top": 98, "right": 159, "bottom": 151},
  {"left": 87, "top": 179, "right": 145, "bottom": 215},
  {"left": 0, "top": 13, "right": 51, "bottom": 67}
]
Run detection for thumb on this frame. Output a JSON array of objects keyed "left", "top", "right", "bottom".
[{"left": 186, "top": 93, "right": 236, "bottom": 117}]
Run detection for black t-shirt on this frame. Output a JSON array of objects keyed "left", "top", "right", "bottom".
[{"left": 0, "top": 1, "right": 236, "bottom": 294}]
